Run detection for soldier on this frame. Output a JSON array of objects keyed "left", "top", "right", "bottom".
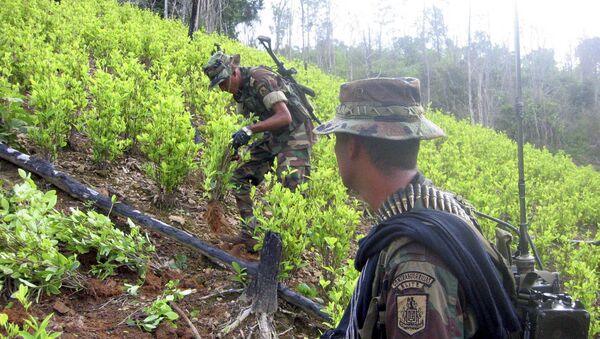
[
  {"left": 315, "top": 78, "right": 520, "bottom": 338},
  {"left": 202, "top": 51, "right": 315, "bottom": 250}
]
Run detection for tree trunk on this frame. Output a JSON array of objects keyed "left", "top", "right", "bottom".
[
  {"left": 421, "top": 8, "right": 431, "bottom": 103},
  {"left": 467, "top": 4, "right": 474, "bottom": 124},
  {"left": 287, "top": 11, "right": 292, "bottom": 59},
  {"left": 300, "top": 0, "right": 307, "bottom": 65},
  {"left": 188, "top": 0, "right": 199, "bottom": 38},
  {"left": 477, "top": 66, "right": 483, "bottom": 125},
  {"left": 194, "top": 0, "right": 200, "bottom": 32},
  {"left": 171, "top": 0, "right": 177, "bottom": 18}
]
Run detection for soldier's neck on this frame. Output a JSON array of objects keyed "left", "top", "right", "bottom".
[{"left": 362, "top": 168, "right": 418, "bottom": 212}]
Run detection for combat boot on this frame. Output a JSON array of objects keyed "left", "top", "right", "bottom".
[
  {"left": 221, "top": 231, "right": 258, "bottom": 253},
  {"left": 221, "top": 217, "right": 258, "bottom": 253}
]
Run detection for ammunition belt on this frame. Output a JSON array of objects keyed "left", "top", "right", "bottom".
[{"left": 376, "top": 183, "right": 473, "bottom": 224}]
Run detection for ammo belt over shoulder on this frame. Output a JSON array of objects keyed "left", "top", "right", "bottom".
[{"left": 376, "top": 183, "right": 473, "bottom": 224}]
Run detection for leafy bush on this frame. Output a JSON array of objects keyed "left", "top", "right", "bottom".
[
  {"left": 253, "top": 171, "right": 312, "bottom": 277},
  {"left": 27, "top": 74, "right": 76, "bottom": 159},
  {"left": 0, "top": 170, "right": 154, "bottom": 299},
  {"left": 137, "top": 77, "right": 199, "bottom": 201},
  {"left": 0, "top": 79, "right": 32, "bottom": 148},
  {"left": 84, "top": 69, "right": 131, "bottom": 163},
  {"left": 197, "top": 94, "right": 246, "bottom": 203}
]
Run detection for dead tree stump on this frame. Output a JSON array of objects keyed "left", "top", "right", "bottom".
[
  {"left": 222, "top": 231, "right": 283, "bottom": 337},
  {"left": 251, "top": 231, "right": 282, "bottom": 338},
  {"left": 250, "top": 231, "right": 282, "bottom": 313}
]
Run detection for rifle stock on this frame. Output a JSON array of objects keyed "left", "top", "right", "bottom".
[{"left": 257, "top": 36, "right": 322, "bottom": 125}]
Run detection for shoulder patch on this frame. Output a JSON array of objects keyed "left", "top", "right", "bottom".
[
  {"left": 397, "top": 294, "right": 428, "bottom": 335},
  {"left": 392, "top": 271, "right": 435, "bottom": 291},
  {"left": 258, "top": 86, "right": 270, "bottom": 97}
]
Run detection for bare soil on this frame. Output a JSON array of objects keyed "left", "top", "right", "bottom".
[{"left": 0, "top": 143, "right": 325, "bottom": 338}]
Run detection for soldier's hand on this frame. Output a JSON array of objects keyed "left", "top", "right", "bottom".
[{"left": 231, "top": 127, "right": 252, "bottom": 150}]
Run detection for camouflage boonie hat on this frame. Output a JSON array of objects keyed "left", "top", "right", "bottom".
[
  {"left": 202, "top": 51, "right": 241, "bottom": 89},
  {"left": 314, "top": 77, "right": 445, "bottom": 140}
]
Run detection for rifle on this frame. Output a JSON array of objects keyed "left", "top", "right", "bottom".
[{"left": 257, "top": 36, "right": 323, "bottom": 126}]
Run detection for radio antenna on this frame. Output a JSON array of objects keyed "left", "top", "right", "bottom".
[{"left": 513, "top": 3, "right": 536, "bottom": 274}]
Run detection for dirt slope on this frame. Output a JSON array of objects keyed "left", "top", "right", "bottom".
[{"left": 0, "top": 144, "right": 324, "bottom": 338}]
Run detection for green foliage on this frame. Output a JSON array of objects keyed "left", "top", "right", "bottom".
[
  {"left": 170, "top": 254, "right": 188, "bottom": 270},
  {"left": 19, "top": 313, "right": 62, "bottom": 339},
  {"left": 0, "top": 79, "right": 32, "bottom": 148},
  {"left": 197, "top": 94, "right": 249, "bottom": 203},
  {"left": 307, "top": 139, "right": 361, "bottom": 280},
  {"left": 51, "top": 211, "right": 154, "bottom": 280},
  {"left": 109, "top": 53, "right": 154, "bottom": 144},
  {"left": 27, "top": 74, "right": 75, "bottom": 159},
  {"left": 124, "top": 283, "right": 141, "bottom": 296},
  {"left": 137, "top": 77, "right": 199, "bottom": 196},
  {"left": 319, "top": 260, "right": 359, "bottom": 328},
  {"left": 253, "top": 171, "right": 312, "bottom": 277},
  {"left": 296, "top": 282, "right": 318, "bottom": 299},
  {"left": 128, "top": 280, "right": 194, "bottom": 332},
  {"left": 11, "top": 284, "right": 32, "bottom": 312},
  {"left": 84, "top": 69, "right": 131, "bottom": 163},
  {"left": 0, "top": 285, "right": 61, "bottom": 339},
  {"left": 0, "top": 170, "right": 154, "bottom": 298},
  {"left": 230, "top": 262, "right": 248, "bottom": 286},
  {"left": 420, "top": 110, "right": 600, "bottom": 335}
]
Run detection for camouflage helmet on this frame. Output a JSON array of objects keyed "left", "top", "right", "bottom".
[
  {"left": 202, "top": 51, "right": 241, "bottom": 89},
  {"left": 313, "top": 77, "right": 445, "bottom": 140}
]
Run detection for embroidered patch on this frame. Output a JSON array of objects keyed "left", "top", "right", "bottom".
[
  {"left": 258, "top": 85, "right": 270, "bottom": 97},
  {"left": 392, "top": 271, "right": 435, "bottom": 291},
  {"left": 397, "top": 294, "right": 428, "bottom": 335}
]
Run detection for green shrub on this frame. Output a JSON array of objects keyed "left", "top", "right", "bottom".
[
  {"left": 84, "top": 69, "right": 131, "bottom": 163},
  {"left": 0, "top": 170, "right": 154, "bottom": 299},
  {"left": 137, "top": 77, "right": 199, "bottom": 201}
]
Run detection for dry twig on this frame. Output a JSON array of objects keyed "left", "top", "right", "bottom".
[
  {"left": 221, "top": 306, "right": 253, "bottom": 335},
  {"left": 197, "top": 288, "right": 243, "bottom": 301},
  {"left": 169, "top": 302, "right": 201, "bottom": 339}
]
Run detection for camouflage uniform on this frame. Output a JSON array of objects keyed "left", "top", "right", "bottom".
[
  {"left": 202, "top": 52, "right": 315, "bottom": 224},
  {"left": 366, "top": 177, "right": 482, "bottom": 338},
  {"left": 231, "top": 66, "right": 315, "bottom": 221},
  {"left": 314, "top": 78, "right": 516, "bottom": 338}
]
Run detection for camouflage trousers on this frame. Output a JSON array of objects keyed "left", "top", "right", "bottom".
[{"left": 231, "top": 137, "right": 311, "bottom": 231}]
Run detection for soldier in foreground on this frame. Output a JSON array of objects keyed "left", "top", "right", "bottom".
[
  {"left": 202, "top": 51, "right": 315, "bottom": 250},
  {"left": 315, "top": 78, "right": 520, "bottom": 338}
]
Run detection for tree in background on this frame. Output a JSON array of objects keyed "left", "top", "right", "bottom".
[
  {"left": 121, "top": 0, "right": 263, "bottom": 39},
  {"left": 269, "top": 0, "right": 292, "bottom": 53},
  {"left": 304, "top": 6, "right": 599, "bottom": 168},
  {"left": 121, "top": 0, "right": 600, "bottom": 167},
  {"left": 315, "top": 0, "right": 334, "bottom": 72}
]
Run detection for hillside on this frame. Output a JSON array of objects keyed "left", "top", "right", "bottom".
[{"left": 0, "top": 0, "right": 599, "bottom": 337}]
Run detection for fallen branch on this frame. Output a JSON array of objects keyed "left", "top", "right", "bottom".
[
  {"left": 278, "top": 327, "right": 293, "bottom": 337},
  {"left": 169, "top": 302, "right": 201, "bottom": 339},
  {"left": 197, "top": 288, "right": 243, "bottom": 301},
  {"left": 115, "top": 304, "right": 146, "bottom": 328},
  {"left": 221, "top": 306, "right": 252, "bottom": 335},
  {"left": 0, "top": 144, "right": 331, "bottom": 323}
]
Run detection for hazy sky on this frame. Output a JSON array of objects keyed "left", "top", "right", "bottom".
[{"left": 250, "top": 0, "right": 600, "bottom": 63}]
